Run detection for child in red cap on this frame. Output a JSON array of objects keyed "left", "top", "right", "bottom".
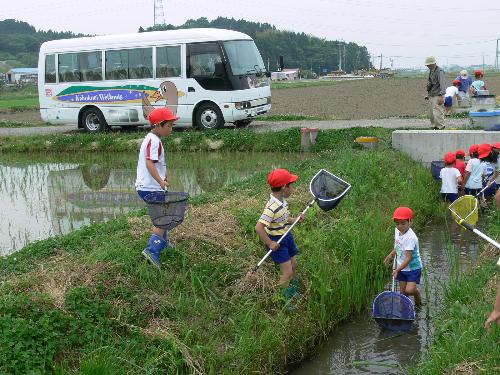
[
  {"left": 440, "top": 152, "right": 462, "bottom": 202},
  {"left": 135, "top": 107, "right": 179, "bottom": 269},
  {"left": 384, "top": 207, "right": 423, "bottom": 306},
  {"left": 444, "top": 80, "right": 462, "bottom": 115},
  {"left": 470, "top": 70, "right": 486, "bottom": 96},
  {"left": 455, "top": 149, "right": 466, "bottom": 180},
  {"left": 464, "top": 144, "right": 485, "bottom": 196},
  {"left": 255, "top": 168, "right": 304, "bottom": 299}
]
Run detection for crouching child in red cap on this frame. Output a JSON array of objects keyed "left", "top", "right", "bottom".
[
  {"left": 135, "top": 107, "right": 179, "bottom": 269},
  {"left": 255, "top": 168, "right": 305, "bottom": 300},
  {"left": 440, "top": 152, "right": 463, "bottom": 203},
  {"left": 384, "top": 207, "right": 423, "bottom": 306},
  {"left": 444, "top": 80, "right": 462, "bottom": 115}
]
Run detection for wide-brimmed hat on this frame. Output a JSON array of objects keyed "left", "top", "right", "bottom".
[
  {"left": 460, "top": 69, "right": 468, "bottom": 78},
  {"left": 425, "top": 56, "right": 437, "bottom": 65}
]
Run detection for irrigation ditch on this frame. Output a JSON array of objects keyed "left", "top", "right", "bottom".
[{"left": 0, "top": 127, "right": 498, "bottom": 374}]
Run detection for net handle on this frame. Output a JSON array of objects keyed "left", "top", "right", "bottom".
[
  {"left": 391, "top": 256, "right": 397, "bottom": 292},
  {"left": 455, "top": 218, "right": 500, "bottom": 266}
]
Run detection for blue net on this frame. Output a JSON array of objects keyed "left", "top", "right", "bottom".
[
  {"left": 143, "top": 191, "right": 189, "bottom": 230},
  {"left": 309, "top": 169, "right": 351, "bottom": 212},
  {"left": 372, "top": 291, "right": 415, "bottom": 332},
  {"left": 431, "top": 160, "right": 445, "bottom": 180}
]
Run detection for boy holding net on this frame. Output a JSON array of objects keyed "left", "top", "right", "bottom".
[
  {"left": 255, "top": 169, "right": 304, "bottom": 299},
  {"left": 384, "top": 207, "right": 423, "bottom": 306},
  {"left": 135, "top": 107, "right": 179, "bottom": 268}
]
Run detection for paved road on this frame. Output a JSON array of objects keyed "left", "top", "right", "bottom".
[{"left": 0, "top": 117, "right": 470, "bottom": 136}]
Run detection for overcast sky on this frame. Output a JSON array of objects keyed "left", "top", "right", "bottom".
[{"left": 3, "top": 0, "right": 499, "bottom": 69}]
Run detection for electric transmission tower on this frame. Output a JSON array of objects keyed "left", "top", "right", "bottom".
[{"left": 154, "top": 0, "right": 166, "bottom": 26}]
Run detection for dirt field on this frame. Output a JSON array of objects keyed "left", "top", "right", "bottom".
[
  {"left": 269, "top": 76, "right": 500, "bottom": 119},
  {"left": 1, "top": 76, "right": 499, "bottom": 124}
]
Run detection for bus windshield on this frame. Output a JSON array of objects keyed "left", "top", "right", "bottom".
[{"left": 223, "top": 40, "right": 266, "bottom": 76}]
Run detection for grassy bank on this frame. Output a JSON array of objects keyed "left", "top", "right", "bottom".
[
  {"left": 0, "top": 126, "right": 393, "bottom": 153},
  {"left": 0, "top": 128, "right": 442, "bottom": 374},
  {"left": 0, "top": 84, "right": 39, "bottom": 110},
  {"left": 409, "top": 210, "right": 500, "bottom": 375}
]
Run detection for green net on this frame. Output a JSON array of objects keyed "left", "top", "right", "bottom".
[{"left": 448, "top": 195, "right": 478, "bottom": 226}]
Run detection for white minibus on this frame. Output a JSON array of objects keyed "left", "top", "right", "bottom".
[{"left": 38, "top": 28, "right": 271, "bottom": 131}]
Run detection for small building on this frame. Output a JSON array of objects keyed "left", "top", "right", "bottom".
[
  {"left": 281, "top": 68, "right": 300, "bottom": 80},
  {"left": 5, "top": 68, "right": 38, "bottom": 84}
]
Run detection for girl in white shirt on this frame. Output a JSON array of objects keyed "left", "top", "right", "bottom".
[{"left": 440, "top": 152, "right": 462, "bottom": 202}]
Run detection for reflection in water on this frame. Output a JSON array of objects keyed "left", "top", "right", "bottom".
[
  {"left": 290, "top": 222, "right": 479, "bottom": 375},
  {"left": 0, "top": 152, "right": 304, "bottom": 256}
]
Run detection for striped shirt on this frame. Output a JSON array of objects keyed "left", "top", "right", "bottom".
[{"left": 258, "top": 194, "right": 290, "bottom": 236}]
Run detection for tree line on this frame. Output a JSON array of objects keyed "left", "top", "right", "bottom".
[{"left": 0, "top": 17, "right": 371, "bottom": 74}]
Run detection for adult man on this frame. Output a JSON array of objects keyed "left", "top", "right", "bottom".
[
  {"left": 425, "top": 56, "right": 447, "bottom": 130},
  {"left": 455, "top": 69, "right": 473, "bottom": 100}
]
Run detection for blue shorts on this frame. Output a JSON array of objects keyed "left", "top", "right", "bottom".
[
  {"left": 396, "top": 268, "right": 422, "bottom": 284},
  {"left": 268, "top": 232, "right": 299, "bottom": 264},
  {"left": 444, "top": 96, "right": 453, "bottom": 107},
  {"left": 441, "top": 192, "right": 458, "bottom": 203}
]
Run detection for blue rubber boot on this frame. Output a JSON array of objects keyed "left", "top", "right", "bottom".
[
  {"left": 142, "top": 234, "right": 166, "bottom": 269},
  {"left": 162, "top": 230, "right": 175, "bottom": 251}
]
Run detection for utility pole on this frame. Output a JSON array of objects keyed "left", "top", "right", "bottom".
[
  {"left": 154, "top": 0, "right": 165, "bottom": 26},
  {"left": 338, "top": 41, "right": 342, "bottom": 71},
  {"left": 379, "top": 54, "right": 383, "bottom": 70},
  {"left": 496, "top": 39, "right": 499, "bottom": 69},
  {"left": 483, "top": 54, "right": 485, "bottom": 73},
  {"left": 343, "top": 44, "right": 346, "bottom": 72}
]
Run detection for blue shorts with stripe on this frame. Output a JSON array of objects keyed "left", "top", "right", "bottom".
[{"left": 268, "top": 232, "right": 298, "bottom": 264}]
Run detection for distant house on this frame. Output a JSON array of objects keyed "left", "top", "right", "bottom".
[
  {"left": 281, "top": 68, "right": 300, "bottom": 80},
  {"left": 5, "top": 68, "right": 38, "bottom": 84}
]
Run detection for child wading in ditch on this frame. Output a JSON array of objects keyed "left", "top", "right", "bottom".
[
  {"left": 384, "top": 207, "right": 423, "bottom": 306},
  {"left": 135, "top": 107, "right": 179, "bottom": 268},
  {"left": 255, "top": 169, "right": 304, "bottom": 300},
  {"left": 440, "top": 152, "right": 462, "bottom": 203}
]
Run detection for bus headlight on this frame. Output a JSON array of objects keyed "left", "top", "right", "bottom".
[{"left": 235, "top": 101, "right": 251, "bottom": 110}]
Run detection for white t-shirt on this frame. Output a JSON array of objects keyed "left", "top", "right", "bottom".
[
  {"left": 440, "top": 167, "right": 461, "bottom": 193},
  {"left": 394, "top": 228, "right": 422, "bottom": 272},
  {"left": 445, "top": 86, "right": 459, "bottom": 98},
  {"left": 465, "top": 158, "right": 485, "bottom": 189},
  {"left": 135, "top": 132, "right": 166, "bottom": 191}
]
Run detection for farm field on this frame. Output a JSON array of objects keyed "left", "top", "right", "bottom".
[{"left": 267, "top": 76, "right": 500, "bottom": 120}]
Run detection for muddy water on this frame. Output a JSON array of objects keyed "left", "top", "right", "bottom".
[
  {"left": 290, "top": 222, "right": 479, "bottom": 375},
  {"left": 0, "top": 152, "right": 304, "bottom": 256}
]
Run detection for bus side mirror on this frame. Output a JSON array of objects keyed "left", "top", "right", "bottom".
[{"left": 265, "top": 71, "right": 271, "bottom": 78}]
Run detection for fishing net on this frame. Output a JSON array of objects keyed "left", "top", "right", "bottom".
[
  {"left": 448, "top": 195, "right": 478, "bottom": 226},
  {"left": 143, "top": 191, "right": 189, "bottom": 230},
  {"left": 373, "top": 291, "right": 416, "bottom": 332},
  {"left": 309, "top": 169, "right": 351, "bottom": 211},
  {"left": 430, "top": 160, "right": 445, "bottom": 180}
]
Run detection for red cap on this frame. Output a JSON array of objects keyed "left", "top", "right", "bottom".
[
  {"left": 267, "top": 169, "right": 298, "bottom": 188},
  {"left": 148, "top": 107, "right": 180, "bottom": 125},
  {"left": 455, "top": 149, "right": 465, "bottom": 157},
  {"left": 393, "top": 207, "right": 414, "bottom": 220},
  {"left": 492, "top": 142, "right": 500, "bottom": 150},
  {"left": 444, "top": 152, "right": 456, "bottom": 164},
  {"left": 469, "top": 144, "right": 479, "bottom": 156},
  {"left": 452, "top": 79, "right": 461, "bottom": 85},
  {"left": 474, "top": 70, "right": 483, "bottom": 76},
  {"left": 478, "top": 143, "right": 492, "bottom": 159}
]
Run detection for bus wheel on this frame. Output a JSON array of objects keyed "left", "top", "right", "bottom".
[
  {"left": 82, "top": 108, "right": 107, "bottom": 132},
  {"left": 234, "top": 119, "right": 253, "bottom": 127},
  {"left": 195, "top": 103, "right": 224, "bottom": 130}
]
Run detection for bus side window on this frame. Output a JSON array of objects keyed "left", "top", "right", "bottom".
[
  {"left": 128, "top": 48, "right": 152, "bottom": 79},
  {"left": 79, "top": 51, "right": 102, "bottom": 82},
  {"left": 59, "top": 53, "right": 81, "bottom": 82},
  {"left": 45, "top": 55, "right": 56, "bottom": 83},
  {"left": 156, "top": 46, "right": 181, "bottom": 78}
]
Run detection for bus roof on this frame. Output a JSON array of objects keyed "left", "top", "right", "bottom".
[{"left": 40, "top": 28, "right": 253, "bottom": 54}]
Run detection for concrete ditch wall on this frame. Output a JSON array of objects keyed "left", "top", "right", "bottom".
[{"left": 392, "top": 130, "right": 500, "bottom": 163}]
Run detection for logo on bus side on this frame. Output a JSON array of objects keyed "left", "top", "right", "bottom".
[{"left": 54, "top": 85, "right": 159, "bottom": 104}]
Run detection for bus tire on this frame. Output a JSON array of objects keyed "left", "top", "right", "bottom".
[
  {"left": 234, "top": 119, "right": 253, "bottom": 127},
  {"left": 195, "top": 103, "right": 224, "bottom": 130},
  {"left": 82, "top": 107, "right": 108, "bottom": 133}
]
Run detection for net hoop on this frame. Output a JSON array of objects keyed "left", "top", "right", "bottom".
[
  {"left": 143, "top": 191, "right": 189, "bottom": 230},
  {"left": 309, "top": 169, "right": 351, "bottom": 204},
  {"left": 448, "top": 195, "right": 479, "bottom": 226},
  {"left": 373, "top": 291, "right": 416, "bottom": 332}
]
